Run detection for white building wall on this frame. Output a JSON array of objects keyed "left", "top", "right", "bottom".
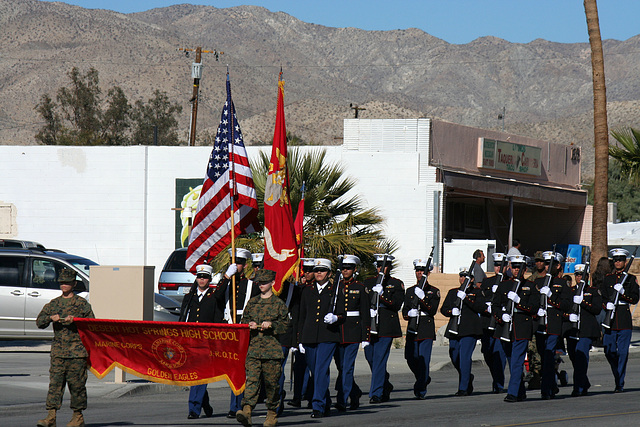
[{"left": 0, "top": 119, "right": 445, "bottom": 287}]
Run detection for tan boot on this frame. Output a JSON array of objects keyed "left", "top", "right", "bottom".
[
  {"left": 66, "top": 410, "right": 85, "bottom": 427},
  {"left": 37, "top": 409, "right": 57, "bottom": 427},
  {"left": 235, "top": 405, "right": 252, "bottom": 427},
  {"left": 263, "top": 409, "right": 278, "bottom": 427}
]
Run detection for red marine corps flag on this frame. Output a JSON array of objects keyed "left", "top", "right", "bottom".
[
  {"left": 263, "top": 71, "right": 299, "bottom": 294},
  {"left": 185, "top": 73, "right": 261, "bottom": 272}
]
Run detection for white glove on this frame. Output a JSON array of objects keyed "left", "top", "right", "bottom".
[
  {"left": 291, "top": 346, "right": 298, "bottom": 353},
  {"left": 492, "top": 284, "right": 498, "bottom": 293},
  {"left": 298, "top": 343, "right": 306, "bottom": 354},
  {"left": 414, "top": 287, "right": 425, "bottom": 299},
  {"left": 537, "top": 308, "right": 546, "bottom": 317},
  {"left": 372, "top": 284, "right": 383, "bottom": 295},
  {"left": 507, "top": 291, "right": 521, "bottom": 304},
  {"left": 457, "top": 290, "right": 467, "bottom": 300},
  {"left": 540, "top": 286, "right": 551, "bottom": 297},
  {"left": 573, "top": 295, "right": 583, "bottom": 304},
  {"left": 452, "top": 307, "right": 461, "bottom": 316},
  {"left": 502, "top": 313, "right": 512, "bottom": 323},
  {"left": 225, "top": 264, "right": 238, "bottom": 277},
  {"left": 407, "top": 308, "right": 419, "bottom": 318},
  {"left": 606, "top": 302, "right": 615, "bottom": 311},
  {"left": 361, "top": 341, "right": 370, "bottom": 349},
  {"left": 485, "top": 302, "right": 492, "bottom": 313},
  {"left": 569, "top": 313, "right": 579, "bottom": 322},
  {"left": 370, "top": 309, "right": 378, "bottom": 318},
  {"left": 323, "top": 313, "right": 338, "bottom": 324},
  {"left": 614, "top": 283, "right": 625, "bottom": 294}
]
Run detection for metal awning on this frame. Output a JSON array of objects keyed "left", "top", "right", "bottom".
[{"left": 440, "top": 169, "right": 587, "bottom": 208}]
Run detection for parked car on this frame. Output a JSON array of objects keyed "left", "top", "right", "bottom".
[
  {"left": 153, "top": 293, "right": 181, "bottom": 322},
  {"left": 158, "top": 248, "right": 221, "bottom": 303},
  {"left": 0, "top": 239, "right": 46, "bottom": 250},
  {"left": 0, "top": 248, "right": 180, "bottom": 339}
]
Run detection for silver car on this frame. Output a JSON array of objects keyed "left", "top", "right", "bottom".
[
  {"left": 158, "top": 248, "right": 221, "bottom": 303},
  {"left": 0, "top": 248, "right": 182, "bottom": 339}
]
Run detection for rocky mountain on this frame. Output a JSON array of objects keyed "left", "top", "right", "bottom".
[{"left": 2, "top": 0, "right": 640, "bottom": 177}]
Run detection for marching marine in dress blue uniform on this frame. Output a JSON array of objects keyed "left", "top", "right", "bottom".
[
  {"left": 493, "top": 255, "right": 540, "bottom": 403},
  {"left": 601, "top": 248, "right": 640, "bottom": 393},
  {"left": 364, "top": 254, "right": 405, "bottom": 403},
  {"left": 564, "top": 263, "right": 602, "bottom": 397},
  {"left": 297, "top": 258, "right": 344, "bottom": 418},
  {"left": 334, "top": 255, "right": 368, "bottom": 411},
  {"left": 402, "top": 258, "right": 440, "bottom": 399}
]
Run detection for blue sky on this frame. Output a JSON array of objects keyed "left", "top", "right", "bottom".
[{"left": 43, "top": 0, "right": 638, "bottom": 44}]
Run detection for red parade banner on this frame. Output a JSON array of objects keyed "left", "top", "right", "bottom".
[{"left": 75, "top": 318, "right": 250, "bottom": 394}]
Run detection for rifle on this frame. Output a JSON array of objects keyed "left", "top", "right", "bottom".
[
  {"left": 538, "top": 247, "right": 557, "bottom": 334},
  {"left": 406, "top": 246, "right": 435, "bottom": 335},
  {"left": 330, "top": 255, "right": 344, "bottom": 315},
  {"left": 602, "top": 255, "right": 635, "bottom": 329},
  {"left": 570, "top": 262, "right": 590, "bottom": 335},
  {"left": 370, "top": 255, "right": 389, "bottom": 336},
  {"left": 447, "top": 259, "right": 477, "bottom": 335},
  {"left": 499, "top": 261, "right": 526, "bottom": 342},
  {"left": 487, "top": 259, "right": 507, "bottom": 331}
]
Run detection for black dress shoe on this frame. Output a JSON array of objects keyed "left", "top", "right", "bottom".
[
  {"left": 349, "top": 396, "right": 360, "bottom": 410},
  {"left": 541, "top": 394, "right": 551, "bottom": 400},
  {"left": 187, "top": 412, "right": 199, "bottom": 419},
  {"left": 614, "top": 386, "right": 624, "bottom": 393},
  {"left": 504, "top": 394, "right": 517, "bottom": 403},
  {"left": 227, "top": 410, "right": 237, "bottom": 418},
  {"left": 492, "top": 387, "right": 504, "bottom": 394},
  {"left": 414, "top": 394, "right": 427, "bottom": 400},
  {"left": 369, "top": 396, "right": 382, "bottom": 404},
  {"left": 581, "top": 389, "right": 590, "bottom": 396},
  {"left": 467, "top": 374, "right": 474, "bottom": 395},
  {"left": 454, "top": 390, "right": 468, "bottom": 397},
  {"left": 311, "top": 410, "right": 324, "bottom": 418},
  {"left": 571, "top": 389, "right": 581, "bottom": 397},
  {"left": 288, "top": 398, "right": 301, "bottom": 407},
  {"left": 335, "top": 403, "right": 347, "bottom": 412},
  {"left": 202, "top": 406, "right": 213, "bottom": 417}
]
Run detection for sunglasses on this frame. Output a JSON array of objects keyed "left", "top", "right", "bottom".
[
  {"left": 196, "top": 274, "right": 210, "bottom": 279},
  {"left": 314, "top": 268, "right": 330, "bottom": 273},
  {"left": 341, "top": 265, "right": 355, "bottom": 270}
]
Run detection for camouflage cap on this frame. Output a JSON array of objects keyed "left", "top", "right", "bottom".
[
  {"left": 534, "top": 251, "right": 544, "bottom": 261},
  {"left": 58, "top": 268, "right": 77, "bottom": 283},
  {"left": 253, "top": 269, "right": 276, "bottom": 283}
]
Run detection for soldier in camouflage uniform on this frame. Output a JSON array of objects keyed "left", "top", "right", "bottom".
[
  {"left": 236, "top": 269, "right": 290, "bottom": 427},
  {"left": 36, "top": 268, "right": 95, "bottom": 427}
]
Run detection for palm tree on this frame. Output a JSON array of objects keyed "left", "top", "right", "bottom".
[
  {"left": 609, "top": 127, "right": 640, "bottom": 183},
  {"left": 209, "top": 147, "right": 395, "bottom": 278},
  {"left": 584, "top": 0, "right": 609, "bottom": 262}
]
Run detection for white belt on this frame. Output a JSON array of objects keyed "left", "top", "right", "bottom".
[
  {"left": 420, "top": 311, "right": 428, "bottom": 316},
  {"left": 236, "top": 310, "right": 244, "bottom": 314},
  {"left": 617, "top": 301, "right": 629, "bottom": 306},
  {"left": 346, "top": 311, "right": 360, "bottom": 317}
]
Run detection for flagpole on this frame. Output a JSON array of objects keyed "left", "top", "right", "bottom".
[{"left": 228, "top": 69, "right": 237, "bottom": 324}]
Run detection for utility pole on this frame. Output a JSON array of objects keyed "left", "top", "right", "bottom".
[
  {"left": 350, "top": 103, "right": 366, "bottom": 118},
  {"left": 178, "top": 47, "right": 223, "bottom": 146}
]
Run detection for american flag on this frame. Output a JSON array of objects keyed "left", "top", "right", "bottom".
[{"left": 185, "top": 75, "right": 260, "bottom": 273}]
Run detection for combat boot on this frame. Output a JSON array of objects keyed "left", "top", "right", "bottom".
[
  {"left": 37, "top": 409, "right": 56, "bottom": 427},
  {"left": 235, "top": 405, "right": 252, "bottom": 427},
  {"left": 66, "top": 410, "right": 85, "bottom": 427},
  {"left": 263, "top": 409, "right": 278, "bottom": 427}
]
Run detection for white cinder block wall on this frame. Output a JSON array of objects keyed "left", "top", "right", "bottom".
[{"left": 0, "top": 119, "right": 444, "bottom": 287}]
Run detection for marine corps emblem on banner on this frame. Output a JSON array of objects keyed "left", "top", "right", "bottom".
[{"left": 152, "top": 338, "right": 187, "bottom": 369}]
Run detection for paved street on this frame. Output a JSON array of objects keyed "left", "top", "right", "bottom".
[{"left": 2, "top": 337, "right": 640, "bottom": 426}]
